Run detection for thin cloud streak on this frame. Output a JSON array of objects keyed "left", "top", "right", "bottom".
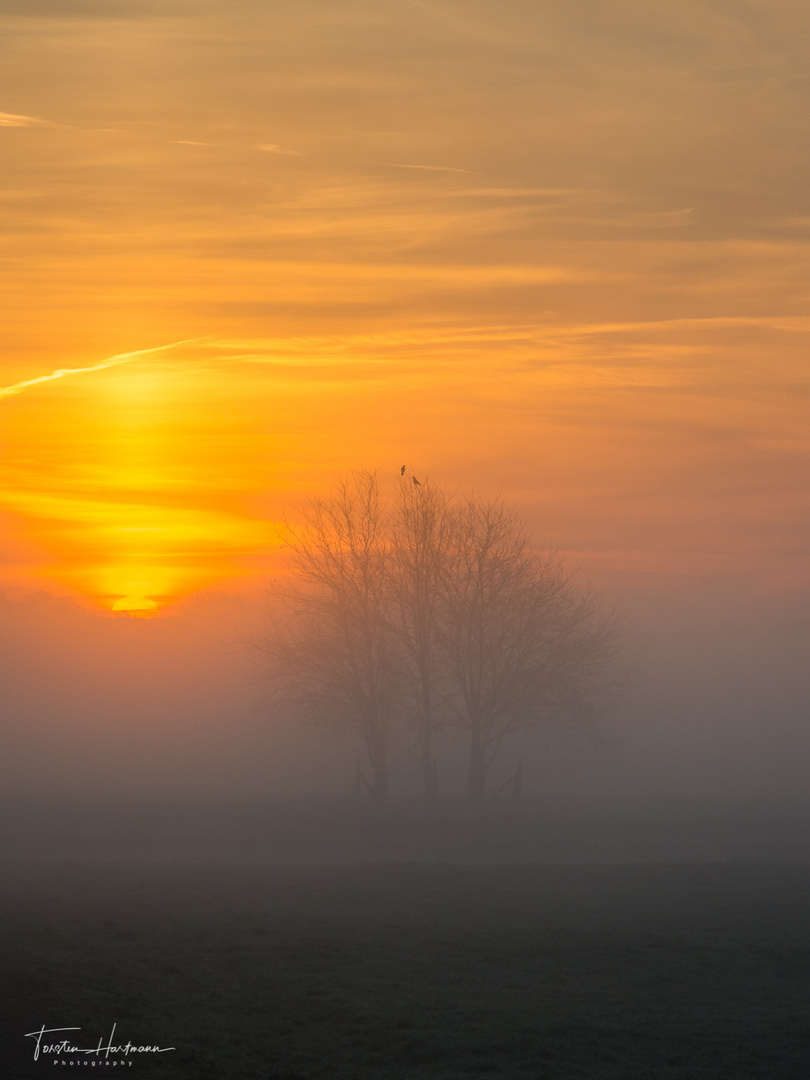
[
  {"left": 257, "top": 144, "right": 301, "bottom": 155},
  {"left": 169, "top": 141, "right": 300, "bottom": 154},
  {"left": 0, "top": 339, "right": 202, "bottom": 400},
  {"left": 390, "top": 163, "right": 470, "bottom": 173},
  {"left": 170, "top": 140, "right": 225, "bottom": 147},
  {"left": 0, "top": 111, "right": 45, "bottom": 128}
]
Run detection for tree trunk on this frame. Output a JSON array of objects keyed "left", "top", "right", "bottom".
[
  {"left": 420, "top": 686, "right": 438, "bottom": 801},
  {"left": 467, "top": 725, "right": 487, "bottom": 803},
  {"left": 370, "top": 764, "right": 388, "bottom": 802},
  {"left": 367, "top": 724, "right": 389, "bottom": 803},
  {"left": 421, "top": 736, "right": 438, "bottom": 801}
]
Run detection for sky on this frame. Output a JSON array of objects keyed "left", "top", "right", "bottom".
[{"left": 1, "top": 0, "right": 809, "bottom": 803}]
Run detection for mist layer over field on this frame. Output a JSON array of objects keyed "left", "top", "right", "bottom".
[
  {"left": 2, "top": 577, "right": 808, "bottom": 1078},
  {"left": 3, "top": 861, "right": 809, "bottom": 1080},
  {"left": 1, "top": 576, "right": 808, "bottom": 809}
]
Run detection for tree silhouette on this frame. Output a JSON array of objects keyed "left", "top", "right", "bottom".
[
  {"left": 439, "top": 494, "right": 616, "bottom": 801},
  {"left": 263, "top": 470, "right": 398, "bottom": 801},
  {"left": 262, "top": 470, "right": 617, "bottom": 802},
  {"left": 390, "top": 475, "right": 452, "bottom": 799}
]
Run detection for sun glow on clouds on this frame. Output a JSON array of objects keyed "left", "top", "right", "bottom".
[
  {"left": 1, "top": 316, "right": 809, "bottom": 612},
  {"left": 0, "top": 345, "right": 279, "bottom": 612},
  {"left": 2, "top": 1, "right": 810, "bottom": 610}
]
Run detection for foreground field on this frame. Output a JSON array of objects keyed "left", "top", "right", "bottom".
[{"left": 1, "top": 861, "right": 809, "bottom": 1079}]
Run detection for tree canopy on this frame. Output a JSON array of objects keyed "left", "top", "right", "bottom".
[{"left": 261, "top": 469, "right": 618, "bottom": 802}]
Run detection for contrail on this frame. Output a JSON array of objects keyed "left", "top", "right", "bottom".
[{"left": 0, "top": 339, "right": 201, "bottom": 400}]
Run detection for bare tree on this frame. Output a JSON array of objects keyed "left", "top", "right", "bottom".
[
  {"left": 389, "top": 475, "right": 452, "bottom": 800},
  {"left": 439, "top": 495, "right": 616, "bottom": 802},
  {"left": 262, "top": 471, "right": 617, "bottom": 804},
  {"left": 263, "top": 470, "right": 398, "bottom": 801}
]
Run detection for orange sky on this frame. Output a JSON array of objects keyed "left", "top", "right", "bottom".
[{"left": 1, "top": 0, "right": 809, "bottom": 613}]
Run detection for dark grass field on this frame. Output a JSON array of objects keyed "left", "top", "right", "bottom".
[{"left": 2, "top": 853, "right": 810, "bottom": 1080}]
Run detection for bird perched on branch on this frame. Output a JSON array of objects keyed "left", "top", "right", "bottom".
[
  {"left": 412, "top": 476, "right": 421, "bottom": 485},
  {"left": 400, "top": 465, "right": 406, "bottom": 475}
]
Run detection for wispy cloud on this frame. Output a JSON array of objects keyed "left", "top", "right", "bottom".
[
  {"left": 257, "top": 144, "right": 301, "bottom": 155},
  {"left": 452, "top": 187, "right": 594, "bottom": 198},
  {"left": 1, "top": 110, "right": 115, "bottom": 134},
  {"left": 170, "top": 140, "right": 224, "bottom": 147},
  {"left": 0, "top": 340, "right": 200, "bottom": 400},
  {"left": 390, "top": 163, "right": 470, "bottom": 173},
  {"left": 0, "top": 111, "right": 46, "bottom": 128},
  {"left": 169, "top": 139, "right": 301, "bottom": 155}
]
